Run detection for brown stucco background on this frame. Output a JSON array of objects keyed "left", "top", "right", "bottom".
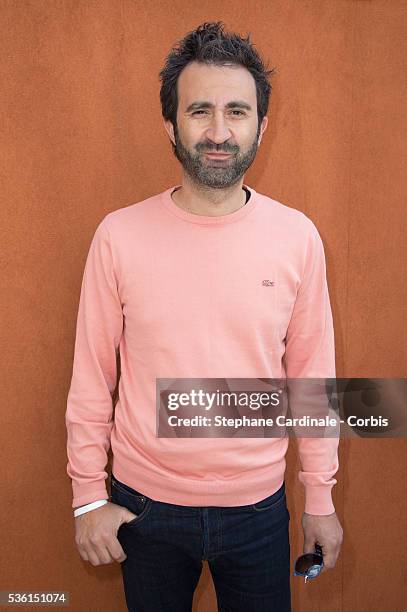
[{"left": 1, "top": 1, "right": 406, "bottom": 610}]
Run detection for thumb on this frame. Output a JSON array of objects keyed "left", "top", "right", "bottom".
[
  {"left": 122, "top": 508, "right": 138, "bottom": 524},
  {"left": 303, "top": 538, "right": 316, "bottom": 555}
]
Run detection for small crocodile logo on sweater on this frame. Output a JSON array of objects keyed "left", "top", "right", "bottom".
[{"left": 262, "top": 280, "right": 275, "bottom": 286}]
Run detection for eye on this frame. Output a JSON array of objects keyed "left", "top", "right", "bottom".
[{"left": 191, "top": 110, "right": 246, "bottom": 116}]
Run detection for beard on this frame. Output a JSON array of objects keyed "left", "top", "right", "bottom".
[{"left": 171, "top": 122, "right": 261, "bottom": 189}]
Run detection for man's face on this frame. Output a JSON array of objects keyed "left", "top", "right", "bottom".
[{"left": 164, "top": 61, "right": 268, "bottom": 189}]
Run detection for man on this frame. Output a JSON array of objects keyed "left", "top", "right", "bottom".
[{"left": 66, "top": 21, "right": 343, "bottom": 612}]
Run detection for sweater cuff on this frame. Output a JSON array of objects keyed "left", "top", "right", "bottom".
[
  {"left": 303, "top": 485, "right": 336, "bottom": 515},
  {"left": 72, "top": 483, "right": 110, "bottom": 509}
]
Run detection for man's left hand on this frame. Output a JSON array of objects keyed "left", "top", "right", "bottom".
[{"left": 301, "top": 511, "right": 343, "bottom": 573}]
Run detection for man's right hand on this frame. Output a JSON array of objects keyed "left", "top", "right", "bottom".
[{"left": 74, "top": 501, "right": 138, "bottom": 566}]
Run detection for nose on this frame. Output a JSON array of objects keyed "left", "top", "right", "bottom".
[{"left": 205, "top": 112, "right": 232, "bottom": 146}]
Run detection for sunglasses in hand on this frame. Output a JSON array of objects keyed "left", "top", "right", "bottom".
[{"left": 294, "top": 543, "right": 324, "bottom": 583}]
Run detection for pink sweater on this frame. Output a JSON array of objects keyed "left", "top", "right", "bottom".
[{"left": 65, "top": 184, "right": 339, "bottom": 515}]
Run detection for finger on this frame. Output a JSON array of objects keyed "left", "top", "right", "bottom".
[
  {"left": 321, "top": 550, "right": 337, "bottom": 570},
  {"left": 86, "top": 546, "right": 103, "bottom": 566},
  {"left": 95, "top": 545, "right": 115, "bottom": 565},
  {"left": 108, "top": 538, "right": 127, "bottom": 563},
  {"left": 77, "top": 546, "right": 89, "bottom": 562}
]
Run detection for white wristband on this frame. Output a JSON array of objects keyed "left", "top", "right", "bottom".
[{"left": 74, "top": 499, "right": 108, "bottom": 517}]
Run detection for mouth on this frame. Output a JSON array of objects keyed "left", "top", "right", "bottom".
[{"left": 204, "top": 152, "right": 233, "bottom": 159}]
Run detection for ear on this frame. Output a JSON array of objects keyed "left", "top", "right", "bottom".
[
  {"left": 163, "top": 119, "right": 176, "bottom": 146},
  {"left": 258, "top": 115, "right": 268, "bottom": 146}
]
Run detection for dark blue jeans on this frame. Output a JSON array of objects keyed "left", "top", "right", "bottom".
[{"left": 111, "top": 473, "right": 291, "bottom": 612}]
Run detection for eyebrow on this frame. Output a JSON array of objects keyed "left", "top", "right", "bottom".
[{"left": 185, "top": 100, "right": 252, "bottom": 113}]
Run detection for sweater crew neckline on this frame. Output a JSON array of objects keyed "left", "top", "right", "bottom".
[{"left": 160, "top": 184, "right": 258, "bottom": 225}]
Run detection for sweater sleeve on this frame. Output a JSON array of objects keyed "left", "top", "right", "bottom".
[
  {"left": 65, "top": 217, "right": 123, "bottom": 509},
  {"left": 283, "top": 219, "right": 339, "bottom": 515}
]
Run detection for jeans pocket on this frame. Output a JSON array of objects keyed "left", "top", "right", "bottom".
[
  {"left": 110, "top": 474, "right": 153, "bottom": 527},
  {"left": 251, "top": 482, "right": 286, "bottom": 512}
]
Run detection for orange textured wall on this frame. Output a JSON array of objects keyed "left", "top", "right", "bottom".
[{"left": 1, "top": 1, "right": 406, "bottom": 611}]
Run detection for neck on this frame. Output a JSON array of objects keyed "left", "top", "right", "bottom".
[{"left": 171, "top": 176, "right": 247, "bottom": 217}]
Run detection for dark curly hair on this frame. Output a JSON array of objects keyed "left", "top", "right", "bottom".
[{"left": 159, "top": 21, "right": 277, "bottom": 130}]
